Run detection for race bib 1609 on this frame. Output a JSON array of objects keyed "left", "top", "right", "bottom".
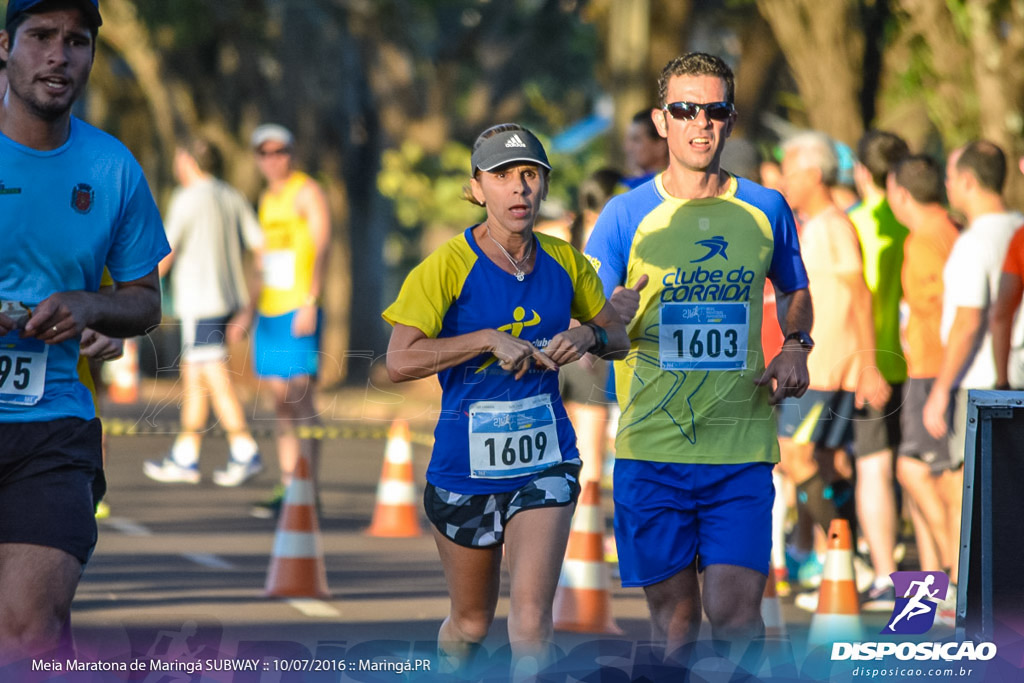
[{"left": 467, "top": 394, "right": 562, "bottom": 479}]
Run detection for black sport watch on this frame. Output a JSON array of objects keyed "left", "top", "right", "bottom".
[
  {"left": 784, "top": 330, "right": 814, "bottom": 351},
  {"left": 583, "top": 322, "right": 608, "bottom": 355}
]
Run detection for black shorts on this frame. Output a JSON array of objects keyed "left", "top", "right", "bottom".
[
  {"left": 852, "top": 383, "right": 903, "bottom": 457},
  {"left": 0, "top": 418, "right": 105, "bottom": 564},
  {"left": 423, "top": 460, "right": 581, "bottom": 548},
  {"left": 897, "top": 378, "right": 956, "bottom": 474}
]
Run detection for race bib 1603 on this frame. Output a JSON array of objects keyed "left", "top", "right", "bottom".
[{"left": 659, "top": 302, "right": 748, "bottom": 371}]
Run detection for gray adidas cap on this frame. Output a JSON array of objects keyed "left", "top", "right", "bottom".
[{"left": 471, "top": 128, "right": 551, "bottom": 174}]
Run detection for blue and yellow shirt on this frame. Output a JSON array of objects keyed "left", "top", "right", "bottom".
[
  {"left": 383, "top": 227, "right": 606, "bottom": 493},
  {"left": 585, "top": 173, "right": 807, "bottom": 464}
]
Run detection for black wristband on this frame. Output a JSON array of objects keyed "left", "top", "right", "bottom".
[{"left": 583, "top": 322, "right": 608, "bottom": 355}]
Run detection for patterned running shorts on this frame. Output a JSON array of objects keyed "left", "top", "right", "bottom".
[{"left": 423, "top": 459, "right": 581, "bottom": 548}]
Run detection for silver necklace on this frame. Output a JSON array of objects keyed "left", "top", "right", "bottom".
[{"left": 486, "top": 227, "right": 532, "bottom": 281}]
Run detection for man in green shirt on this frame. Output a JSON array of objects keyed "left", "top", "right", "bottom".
[{"left": 848, "top": 130, "right": 910, "bottom": 609}]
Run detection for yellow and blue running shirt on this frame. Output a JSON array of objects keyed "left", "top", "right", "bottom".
[
  {"left": 383, "top": 227, "right": 606, "bottom": 494},
  {"left": 585, "top": 174, "right": 807, "bottom": 464}
]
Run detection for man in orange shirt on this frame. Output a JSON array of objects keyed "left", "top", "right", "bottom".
[{"left": 886, "top": 155, "right": 960, "bottom": 585}]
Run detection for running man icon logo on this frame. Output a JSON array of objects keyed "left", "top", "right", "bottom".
[
  {"left": 505, "top": 134, "right": 527, "bottom": 148},
  {"left": 690, "top": 235, "right": 729, "bottom": 263},
  {"left": 884, "top": 571, "right": 950, "bottom": 635}
]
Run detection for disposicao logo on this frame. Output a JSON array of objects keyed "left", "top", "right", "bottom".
[{"left": 831, "top": 571, "right": 998, "bottom": 663}]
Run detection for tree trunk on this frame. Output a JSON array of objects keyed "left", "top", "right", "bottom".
[
  {"left": 606, "top": 0, "right": 652, "bottom": 168},
  {"left": 756, "top": 0, "right": 865, "bottom": 145}
]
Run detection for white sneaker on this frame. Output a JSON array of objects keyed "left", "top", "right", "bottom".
[
  {"left": 143, "top": 455, "right": 200, "bottom": 484},
  {"left": 795, "top": 590, "right": 819, "bottom": 613},
  {"left": 935, "top": 583, "right": 957, "bottom": 627},
  {"left": 213, "top": 454, "right": 264, "bottom": 487},
  {"left": 853, "top": 555, "right": 876, "bottom": 594}
]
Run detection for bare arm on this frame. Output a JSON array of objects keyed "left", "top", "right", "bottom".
[
  {"left": 299, "top": 180, "right": 331, "bottom": 302},
  {"left": 157, "top": 252, "right": 174, "bottom": 278},
  {"left": 24, "top": 268, "right": 162, "bottom": 342},
  {"left": 990, "top": 272, "right": 1023, "bottom": 387},
  {"left": 292, "top": 180, "right": 331, "bottom": 337},
  {"left": 386, "top": 323, "right": 556, "bottom": 383},
  {"left": 923, "top": 306, "right": 984, "bottom": 438},
  {"left": 841, "top": 271, "right": 890, "bottom": 408},
  {"left": 79, "top": 281, "right": 124, "bottom": 361},
  {"left": 775, "top": 286, "right": 813, "bottom": 337}
]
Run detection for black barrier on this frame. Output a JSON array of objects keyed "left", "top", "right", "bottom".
[{"left": 957, "top": 390, "right": 1024, "bottom": 645}]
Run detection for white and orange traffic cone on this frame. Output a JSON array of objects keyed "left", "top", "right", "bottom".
[
  {"left": 104, "top": 337, "right": 139, "bottom": 403},
  {"left": 553, "top": 480, "right": 622, "bottom": 634},
  {"left": 807, "top": 519, "right": 863, "bottom": 645},
  {"left": 265, "top": 453, "right": 330, "bottom": 598},
  {"left": 366, "top": 419, "right": 422, "bottom": 538}
]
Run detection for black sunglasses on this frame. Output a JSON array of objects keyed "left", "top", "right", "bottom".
[
  {"left": 664, "top": 101, "right": 735, "bottom": 122},
  {"left": 257, "top": 147, "right": 291, "bottom": 157}
]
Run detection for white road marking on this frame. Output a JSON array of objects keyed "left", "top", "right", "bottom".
[
  {"left": 103, "top": 518, "right": 152, "bottom": 536},
  {"left": 182, "top": 553, "right": 234, "bottom": 569},
  {"left": 287, "top": 599, "right": 341, "bottom": 618}
]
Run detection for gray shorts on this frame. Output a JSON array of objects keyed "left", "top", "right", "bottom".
[{"left": 898, "top": 378, "right": 956, "bottom": 474}]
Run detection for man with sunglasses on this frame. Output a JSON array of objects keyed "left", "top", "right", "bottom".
[
  {"left": 0, "top": 0, "right": 169, "bottom": 662},
  {"left": 586, "top": 52, "right": 811, "bottom": 662},
  {"left": 247, "top": 124, "right": 331, "bottom": 518}
]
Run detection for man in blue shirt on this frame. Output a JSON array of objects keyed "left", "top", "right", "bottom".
[{"left": 0, "top": 0, "right": 169, "bottom": 662}]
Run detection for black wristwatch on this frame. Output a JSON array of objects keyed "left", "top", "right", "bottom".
[
  {"left": 583, "top": 322, "right": 608, "bottom": 355},
  {"left": 783, "top": 330, "right": 814, "bottom": 351}
]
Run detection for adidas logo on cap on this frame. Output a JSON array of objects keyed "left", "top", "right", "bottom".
[{"left": 505, "top": 134, "right": 527, "bottom": 148}]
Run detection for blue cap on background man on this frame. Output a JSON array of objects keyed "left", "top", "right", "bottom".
[{"left": 5, "top": 0, "right": 102, "bottom": 29}]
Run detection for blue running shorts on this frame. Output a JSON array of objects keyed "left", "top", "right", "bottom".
[
  {"left": 253, "top": 309, "right": 322, "bottom": 379},
  {"left": 613, "top": 460, "right": 774, "bottom": 587}
]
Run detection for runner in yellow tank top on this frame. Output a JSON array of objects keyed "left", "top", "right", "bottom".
[
  {"left": 258, "top": 170, "right": 319, "bottom": 316},
  {"left": 248, "top": 124, "right": 331, "bottom": 518}
]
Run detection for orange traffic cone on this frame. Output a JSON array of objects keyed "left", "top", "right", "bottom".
[
  {"left": 553, "top": 480, "right": 622, "bottom": 634},
  {"left": 762, "top": 568, "right": 787, "bottom": 638},
  {"left": 808, "top": 519, "right": 863, "bottom": 645},
  {"left": 104, "top": 337, "right": 139, "bottom": 403},
  {"left": 265, "top": 453, "right": 330, "bottom": 598},
  {"left": 366, "top": 419, "right": 422, "bottom": 537}
]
